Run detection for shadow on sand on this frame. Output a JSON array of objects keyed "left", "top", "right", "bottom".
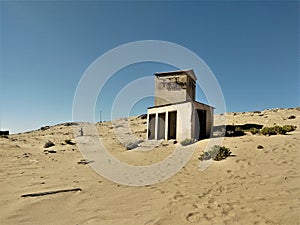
[{"left": 213, "top": 123, "right": 263, "bottom": 137}]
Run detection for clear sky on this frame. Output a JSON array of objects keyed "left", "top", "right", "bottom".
[{"left": 1, "top": 1, "right": 299, "bottom": 134}]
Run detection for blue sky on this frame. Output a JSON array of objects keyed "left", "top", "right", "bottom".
[{"left": 1, "top": 1, "right": 299, "bottom": 133}]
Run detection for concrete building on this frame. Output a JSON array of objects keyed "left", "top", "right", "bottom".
[{"left": 147, "top": 69, "right": 214, "bottom": 141}]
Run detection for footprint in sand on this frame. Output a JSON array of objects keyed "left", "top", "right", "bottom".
[
  {"left": 185, "top": 211, "right": 200, "bottom": 223},
  {"left": 220, "top": 202, "right": 235, "bottom": 217},
  {"left": 173, "top": 193, "right": 184, "bottom": 201},
  {"left": 226, "top": 170, "right": 235, "bottom": 179},
  {"left": 144, "top": 218, "right": 161, "bottom": 225},
  {"left": 235, "top": 158, "right": 247, "bottom": 163},
  {"left": 247, "top": 161, "right": 255, "bottom": 166}
]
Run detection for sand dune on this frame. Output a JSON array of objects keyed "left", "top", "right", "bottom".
[{"left": 0, "top": 108, "right": 299, "bottom": 225}]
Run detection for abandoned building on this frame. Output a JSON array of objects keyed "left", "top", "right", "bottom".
[{"left": 147, "top": 69, "right": 214, "bottom": 141}]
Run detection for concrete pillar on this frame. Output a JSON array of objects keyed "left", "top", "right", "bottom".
[
  {"left": 154, "top": 112, "right": 158, "bottom": 140},
  {"left": 165, "top": 110, "right": 168, "bottom": 140},
  {"left": 146, "top": 113, "right": 149, "bottom": 140}
]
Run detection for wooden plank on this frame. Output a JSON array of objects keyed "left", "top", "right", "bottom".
[{"left": 21, "top": 188, "right": 82, "bottom": 197}]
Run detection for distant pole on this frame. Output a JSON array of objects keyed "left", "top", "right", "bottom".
[{"left": 100, "top": 110, "right": 102, "bottom": 123}]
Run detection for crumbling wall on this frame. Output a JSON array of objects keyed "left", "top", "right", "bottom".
[{"left": 154, "top": 74, "right": 195, "bottom": 106}]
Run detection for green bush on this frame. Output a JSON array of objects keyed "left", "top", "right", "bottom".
[
  {"left": 199, "top": 151, "right": 212, "bottom": 160},
  {"left": 261, "top": 125, "right": 296, "bottom": 136},
  {"left": 225, "top": 126, "right": 246, "bottom": 137},
  {"left": 261, "top": 127, "right": 277, "bottom": 136},
  {"left": 180, "top": 138, "right": 194, "bottom": 146},
  {"left": 274, "top": 125, "right": 286, "bottom": 134},
  {"left": 282, "top": 125, "right": 297, "bottom": 133},
  {"left": 234, "top": 127, "right": 246, "bottom": 136},
  {"left": 249, "top": 127, "right": 260, "bottom": 135},
  {"left": 199, "top": 145, "right": 232, "bottom": 161}
]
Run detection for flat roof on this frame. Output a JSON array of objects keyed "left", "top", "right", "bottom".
[
  {"left": 154, "top": 69, "right": 197, "bottom": 81},
  {"left": 148, "top": 100, "right": 215, "bottom": 109}
]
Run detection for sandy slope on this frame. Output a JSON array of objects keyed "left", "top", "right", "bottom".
[{"left": 0, "top": 108, "right": 299, "bottom": 225}]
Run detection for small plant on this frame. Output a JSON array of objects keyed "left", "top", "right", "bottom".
[
  {"left": 234, "top": 127, "right": 246, "bottom": 136},
  {"left": 64, "top": 122, "right": 79, "bottom": 126},
  {"left": 225, "top": 126, "right": 245, "bottom": 137},
  {"left": 199, "top": 145, "right": 231, "bottom": 161},
  {"left": 199, "top": 151, "right": 212, "bottom": 160},
  {"left": 261, "top": 125, "right": 297, "bottom": 136},
  {"left": 40, "top": 126, "right": 50, "bottom": 131},
  {"left": 253, "top": 111, "right": 261, "bottom": 114},
  {"left": 282, "top": 125, "right": 297, "bottom": 133},
  {"left": 180, "top": 138, "right": 194, "bottom": 146},
  {"left": 261, "top": 127, "right": 277, "bottom": 136},
  {"left": 249, "top": 127, "right": 260, "bottom": 135},
  {"left": 44, "top": 140, "right": 55, "bottom": 148},
  {"left": 274, "top": 125, "right": 286, "bottom": 134}
]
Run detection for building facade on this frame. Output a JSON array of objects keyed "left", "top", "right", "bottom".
[{"left": 147, "top": 69, "right": 214, "bottom": 141}]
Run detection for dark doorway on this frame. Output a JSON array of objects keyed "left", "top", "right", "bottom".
[
  {"left": 168, "top": 111, "right": 177, "bottom": 140},
  {"left": 157, "top": 113, "right": 166, "bottom": 139},
  {"left": 148, "top": 114, "right": 156, "bottom": 139},
  {"left": 197, "top": 109, "right": 206, "bottom": 140}
]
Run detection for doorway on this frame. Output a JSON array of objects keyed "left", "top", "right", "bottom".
[
  {"left": 168, "top": 111, "right": 177, "bottom": 140},
  {"left": 157, "top": 113, "right": 166, "bottom": 139},
  {"left": 197, "top": 109, "right": 206, "bottom": 140},
  {"left": 148, "top": 114, "right": 156, "bottom": 139}
]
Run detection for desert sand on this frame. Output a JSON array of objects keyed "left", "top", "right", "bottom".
[{"left": 0, "top": 108, "right": 299, "bottom": 225}]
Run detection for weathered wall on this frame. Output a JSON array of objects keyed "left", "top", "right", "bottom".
[
  {"left": 154, "top": 74, "right": 195, "bottom": 106},
  {"left": 191, "top": 102, "right": 214, "bottom": 139},
  {"left": 147, "top": 102, "right": 193, "bottom": 141},
  {"left": 148, "top": 102, "right": 214, "bottom": 141},
  {"left": 186, "top": 76, "right": 196, "bottom": 102}
]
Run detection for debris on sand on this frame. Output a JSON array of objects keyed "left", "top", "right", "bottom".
[
  {"left": 44, "top": 141, "right": 55, "bottom": 148},
  {"left": 21, "top": 188, "right": 82, "bottom": 198},
  {"left": 77, "top": 159, "right": 94, "bottom": 165},
  {"left": 126, "top": 140, "right": 144, "bottom": 150},
  {"left": 65, "top": 139, "right": 76, "bottom": 145},
  {"left": 44, "top": 149, "right": 57, "bottom": 154},
  {"left": 257, "top": 145, "right": 264, "bottom": 149}
]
